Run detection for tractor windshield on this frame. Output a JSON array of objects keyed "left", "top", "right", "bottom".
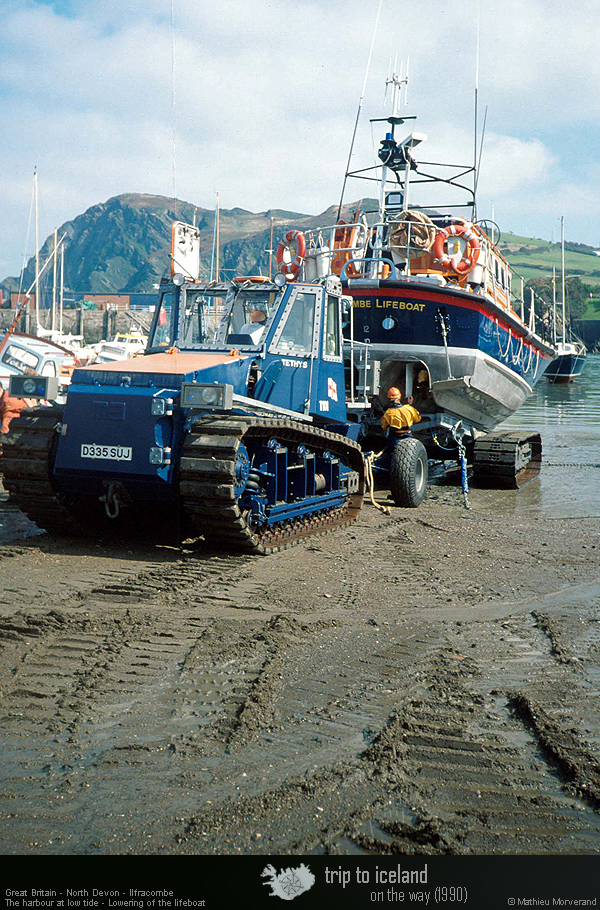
[
  {"left": 217, "top": 288, "right": 278, "bottom": 346},
  {"left": 149, "top": 284, "right": 280, "bottom": 351},
  {"left": 150, "top": 291, "right": 175, "bottom": 349},
  {"left": 180, "top": 289, "right": 223, "bottom": 346},
  {"left": 148, "top": 287, "right": 225, "bottom": 350}
]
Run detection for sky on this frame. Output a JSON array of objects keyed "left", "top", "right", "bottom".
[{"left": 1, "top": 0, "right": 599, "bottom": 280}]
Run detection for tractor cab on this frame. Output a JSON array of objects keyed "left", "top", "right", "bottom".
[
  {"left": 147, "top": 279, "right": 280, "bottom": 353},
  {"left": 146, "top": 272, "right": 351, "bottom": 425}
]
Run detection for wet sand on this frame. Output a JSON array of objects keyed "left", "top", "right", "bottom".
[{"left": 1, "top": 473, "right": 600, "bottom": 856}]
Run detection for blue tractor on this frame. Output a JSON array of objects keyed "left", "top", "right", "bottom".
[{"left": 1, "top": 270, "right": 365, "bottom": 554}]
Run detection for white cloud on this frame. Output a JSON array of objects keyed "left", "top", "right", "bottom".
[{"left": 476, "top": 133, "right": 556, "bottom": 196}]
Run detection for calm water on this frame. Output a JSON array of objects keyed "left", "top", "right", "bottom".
[{"left": 493, "top": 353, "right": 600, "bottom": 518}]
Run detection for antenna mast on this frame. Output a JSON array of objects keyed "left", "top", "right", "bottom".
[
  {"left": 378, "top": 64, "right": 409, "bottom": 220},
  {"left": 336, "top": 0, "right": 383, "bottom": 220},
  {"left": 473, "top": 0, "right": 481, "bottom": 217}
]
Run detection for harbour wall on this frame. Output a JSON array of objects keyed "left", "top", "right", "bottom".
[{"left": 0, "top": 308, "right": 152, "bottom": 345}]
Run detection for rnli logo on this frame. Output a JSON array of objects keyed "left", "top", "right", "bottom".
[{"left": 93, "top": 400, "right": 126, "bottom": 421}]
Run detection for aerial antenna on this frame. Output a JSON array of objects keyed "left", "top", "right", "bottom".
[
  {"left": 384, "top": 56, "right": 409, "bottom": 110},
  {"left": 474, "top": 103, "right": 488, "bottom": 198},
  {"left": 383, "top": 55, "right": 397, "bottom": 106},
  {"left": 336, "top": 0, "right": 384, "bottom": 220},
  {"left": 473, "top": 0, "right": 481, "bottom": 210},
  {"left": 170, "top": 0, "right": 177, "bottom": 200}
]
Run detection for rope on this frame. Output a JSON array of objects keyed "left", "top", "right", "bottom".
[
  {"left": 456, "top": 436, "right": 471, "bottom": 510},
  {"left": 495, "top": 320, "right": 512, "bottom": 360},
  {"left": 364, "top": 452, "right": 391, "bottom": 515}
]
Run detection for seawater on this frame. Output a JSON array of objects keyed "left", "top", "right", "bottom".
[{"left": 495, "top": 352, "right": 600, "bottom": 518}]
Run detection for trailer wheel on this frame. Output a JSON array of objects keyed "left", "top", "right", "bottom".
[{"left": 389, "top": 437, "right": 428, "bottom": 508}]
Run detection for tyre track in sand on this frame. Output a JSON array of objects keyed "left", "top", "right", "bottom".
[
  {"left": 1, "top": 492, "right": 600, "bottom": 853},
  {"left": 0, "top": 544, "right": 262, "bottom": 852},
  {"left": 179, "top": 632, "right": 600, "bottom": 855}
]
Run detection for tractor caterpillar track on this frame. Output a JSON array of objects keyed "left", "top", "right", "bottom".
[
  {"left": 1, "top": 410, "right": 365, "bottom": 554},
  {"left": 179, "top": 416, "right": 365, "bottom": 555},
  {"left": 472, "top": 430, "right": 542, "bottom": 489},
  {"left": 0, "top": 407, "right": 74, "bottom": 533}
]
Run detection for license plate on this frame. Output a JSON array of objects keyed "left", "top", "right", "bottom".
[{"left": 81, "top": 444, "right": 132, "bottom": 461}]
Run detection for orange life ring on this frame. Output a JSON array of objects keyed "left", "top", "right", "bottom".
[
  {"left": 432, "top": 221, "right": 481, "bottom": 274},
  {"left": 276, "top": 230, "right": 307, "bottom": 279}
]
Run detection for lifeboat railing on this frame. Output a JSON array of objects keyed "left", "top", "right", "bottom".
[
  {"left": 303, "top": 217, "right": 554, "bottom": 347},
  {"left": 302, "top": 222, "right": 370, "bottom": 280}
]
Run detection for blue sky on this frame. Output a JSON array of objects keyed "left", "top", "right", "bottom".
[{"left": 1, "top": 0, "right": 599, "bottom": 280}]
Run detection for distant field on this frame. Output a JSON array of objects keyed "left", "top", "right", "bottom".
[{"left": 499, "top": 231, "right": 600, "bottom": 288}]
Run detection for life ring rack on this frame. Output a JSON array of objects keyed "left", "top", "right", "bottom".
[
  {"left": 432, "top": 221, "right": 481, "bottom": 275},
  {"left": 276, "top": 230, "right": 307, "bottom": 279}
]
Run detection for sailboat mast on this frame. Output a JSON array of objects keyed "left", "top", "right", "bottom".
[
  {"left": 210, "top": 192, "right": 220, "bottom": 282},
  {"left": 552, "top": 265, "right": 557, "bottom": 344},
  {"left": 60, "top": 243, "right": 65, "bottom": 334},
  {"left": 215, "top": 193, "right": 220, "bottom": 281},
  {"left": 561, "top": 216, "right": 566, "bottom": 345},
  {"left": 52, "top": 227, "right": 58, "bottom": 333},
  {"left": 34, "top": 168, "right": 40, "bottom": 327}
]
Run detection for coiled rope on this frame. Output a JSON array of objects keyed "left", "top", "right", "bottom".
[{"left": 364, "top": 452, "right": 391, "bottom": 515}]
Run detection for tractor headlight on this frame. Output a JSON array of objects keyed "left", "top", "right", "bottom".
[
  {"left": 200, "top": 387, "right": 220, "bottom": 405},
  {"left": 180, "top": 382, "right": 233, "bottom": 410},
  {"left": 9, "top": 374, "right": 59, "bottom": 400}
]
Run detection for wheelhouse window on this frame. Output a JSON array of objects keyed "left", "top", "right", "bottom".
[
  {"left": 41, "top": 360, "right": 57, "bottom": 377},
  {"left": 181, "top": 290, "right": 223, "bottom": 346}
]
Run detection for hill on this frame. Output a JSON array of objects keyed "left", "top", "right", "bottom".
[
  {"left": 497, "top": 232, "right": 600, "bottom": 320},
  {"left": 0, "top": 193, "right": 358, "bottom": 298},
  {"left": 498, "top": 231, "right": 600, "bottom": 287},
  {"left": 2, "top": 196, "right": 599, "bottom": 319}
]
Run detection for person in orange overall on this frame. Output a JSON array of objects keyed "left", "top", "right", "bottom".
[
  {"left": 380, "top": 386, "right": 421, "bottom": 435},
  {"left": 0, "top": 385, "right": 36, "bottom": 434}
]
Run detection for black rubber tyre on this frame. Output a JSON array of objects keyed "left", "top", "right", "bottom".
[{"left": 389, "top": 437, "right": 428, "bottom": 508}]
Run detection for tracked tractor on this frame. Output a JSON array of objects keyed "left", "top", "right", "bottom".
[{"left": 1, "top": 257, "right": 365, "bottom": 554}]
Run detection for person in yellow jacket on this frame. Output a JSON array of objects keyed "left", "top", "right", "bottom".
[{"left": 380, "top": 386, "right": 421, "bottom": 433}]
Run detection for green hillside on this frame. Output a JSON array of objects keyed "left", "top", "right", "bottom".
[{"left": 498, "top": 232, "right": 600, "bottom": 319}]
